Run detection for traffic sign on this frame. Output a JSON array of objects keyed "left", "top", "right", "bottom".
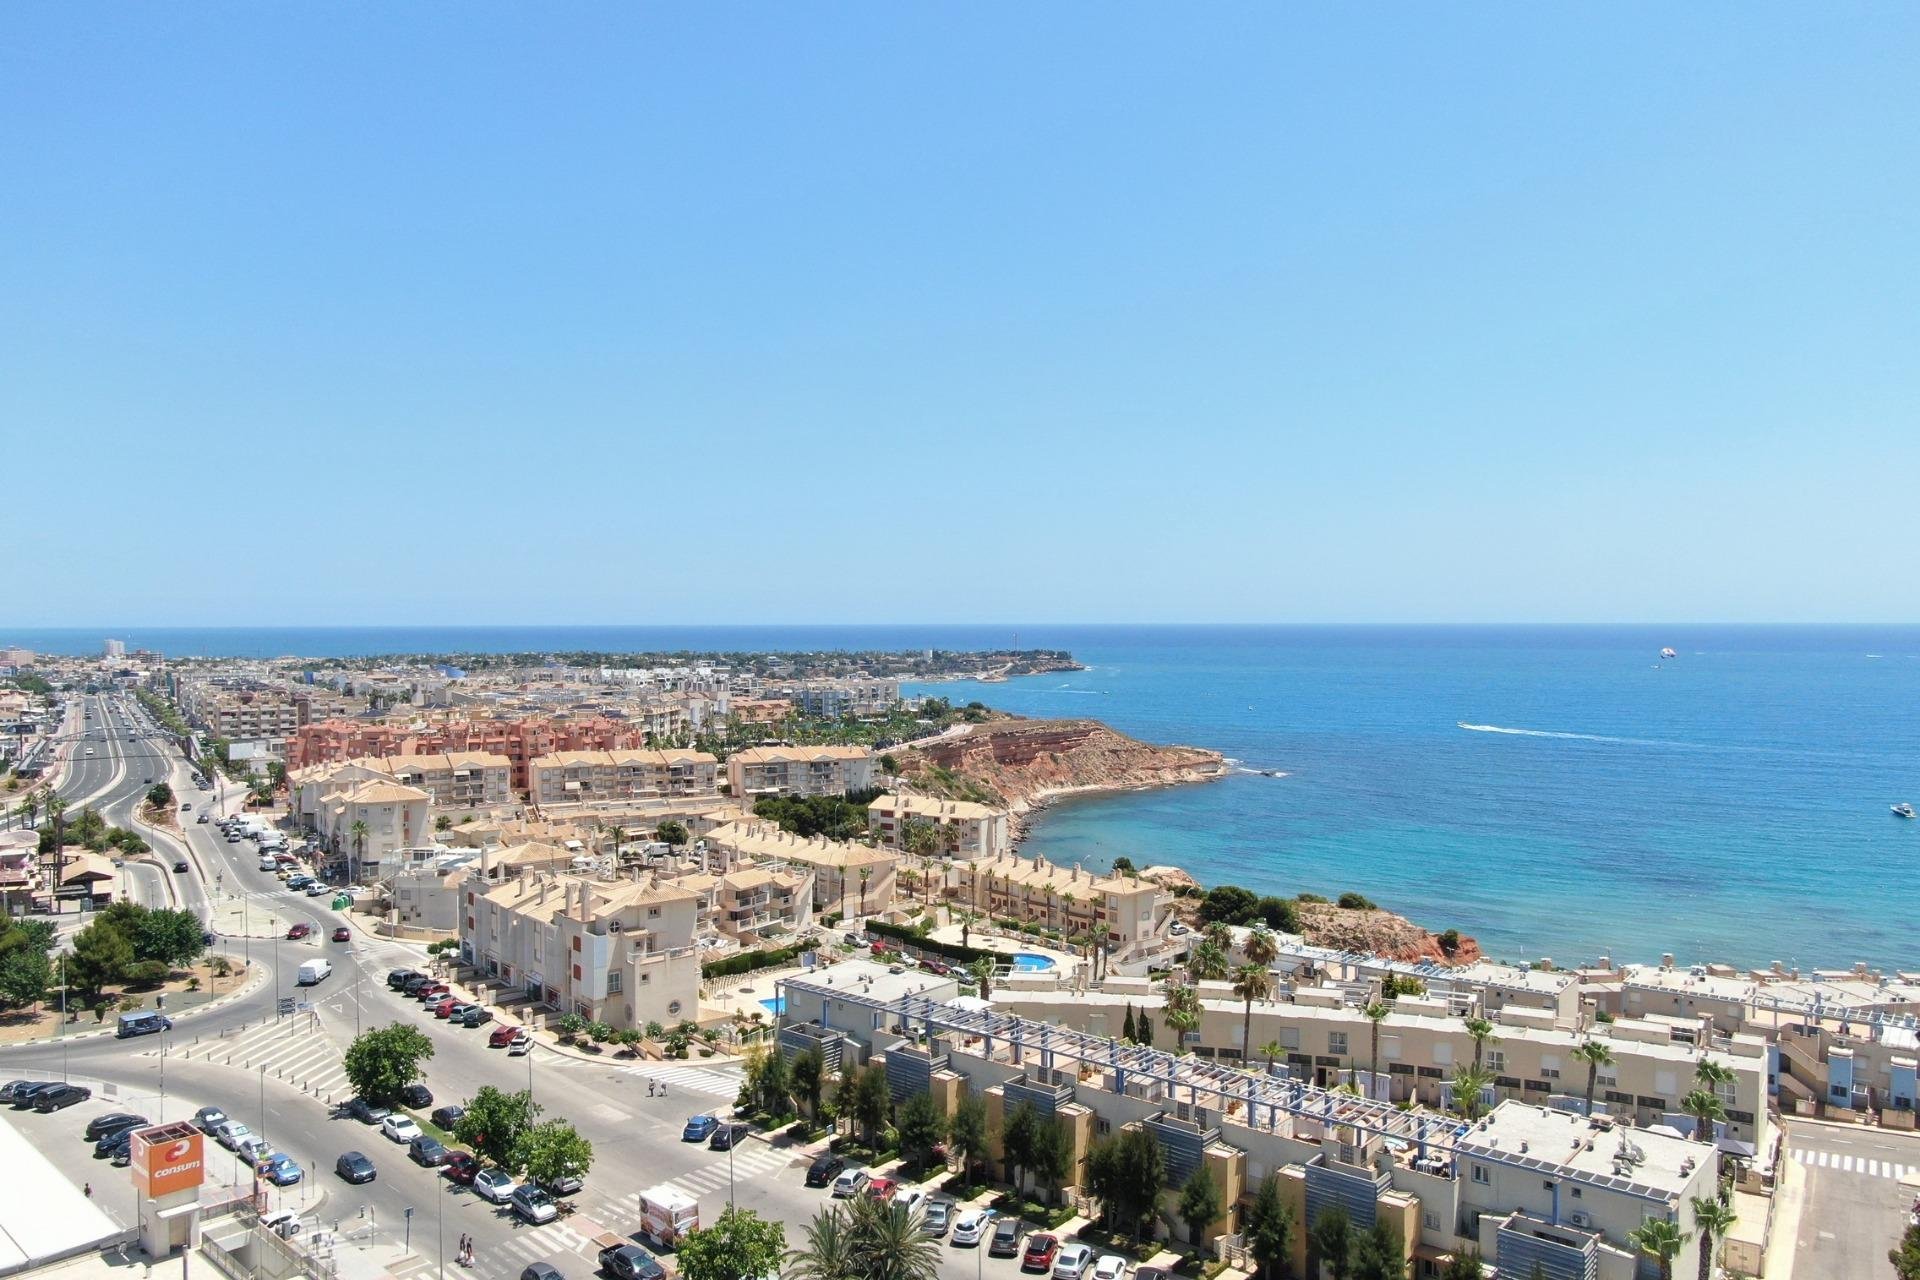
[{"left": 277, "top": 997, "right": 295, "bottom": 1016}]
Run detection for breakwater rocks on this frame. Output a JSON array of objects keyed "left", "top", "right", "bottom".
[{"left": 899, "top": 717, "right": 1227, "bottom": 813}]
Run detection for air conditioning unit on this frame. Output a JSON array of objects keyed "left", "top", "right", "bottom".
[{"left": 1568, "top": 1211, "right": 1592, "bottom": 1229}]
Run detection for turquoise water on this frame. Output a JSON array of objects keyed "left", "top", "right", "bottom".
[
  {"left": 14, "top": 623, "right": 1915, "bottom": 969},
  {"left": 1012, "top": 953, "right": 1057, "bottom": 972},
  {"left": 916, "top": 626, "right": 1920, "bottom": 971},
  {"left": 760, "top": 997, "right": 785, "bottom": 1016}
]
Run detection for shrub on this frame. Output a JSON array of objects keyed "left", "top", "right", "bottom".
[
  {"left": 555, "top": 1012, "right": 587, "bottom": 1042},
  {"left": 1337, "top": 892, "right": 1378, "bottom": 911},
  {"left": 701, "top": 944, "right": 804, "bottom": 980},
  {"left": 124, "top": 960, "right": 170, "bottom": 987},
  {"left": 866, "top": 920, "right": 992, "bottom": 966}
]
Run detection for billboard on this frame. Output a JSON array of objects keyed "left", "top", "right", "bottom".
[{"left": 131, "top": 1123, "right": 206, "bottom": 1198}]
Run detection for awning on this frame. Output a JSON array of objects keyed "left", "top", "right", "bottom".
[{"left": 1716, "top": 1137, "right": 1758, "bottom": 1158}]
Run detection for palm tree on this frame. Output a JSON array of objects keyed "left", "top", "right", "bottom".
[
  {"left": 1259, "top": 1040, "right": 1285, "bottom": 1074},
  {"left": 1162, "top": 978, "right": 1201, "bottom": 1053},
  {"left": 1690, "top": 1194, "right": 1737, "bottom": 1280},
  {"left": 1232, "top": 964, "right": 1272, "bottom": 1063},
  {"left": 1449, "top": 1064, "right": 1494, "bottom": 1121},
  {"left": 1363, "top": 1002, "right": 1390, "bottom": 1095},
  {"left": 1464, "top": 1016, "right": 1498, "bottom": 1071},
  {"left": 956, "top": 909, "right": 977, "bottom": 950},
  {"left": 858, "top": 866, "right": 871, "bottom": 918},
  {"left": 1626, "top": 1217, "right": 1690, "bottom": 1280},
  {"left": 1573, "top": 1040, "right": 1614, "bottom": 1115},
  {"left": 348, "top": 819, "right": 369, "bottom": 883},
  {"left": 1243, "top": 924, "right": 1279, "bottom": 971},
  {"left": 607, "top": 824, "right": 625, "bottom": 861},
  {"left": 785, "top": 1206, "right": 859, "bottom": 1280},
  {"left": 1681, "top": 1089, "right": 1726, "bottom": 1145},
  {"left": 855, "top": 1198, "right": 942, "bottom": 1280},
  {"left": 967, "top": 955, "right": 996, "bottom": 1000},
  {"left": 1695, "top": 1056, "right": 1735, "bottom": 1095},
  {"left": 1188, "top": 938, "right": 1230, "bottom": 983}
]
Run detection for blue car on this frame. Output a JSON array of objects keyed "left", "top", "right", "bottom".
[
  {"left": 260, "top": 1154, "right": 304, "bottom": 1186},
  {"left": 681, "top": 1114, "right": 718, "bottom": 1142}
]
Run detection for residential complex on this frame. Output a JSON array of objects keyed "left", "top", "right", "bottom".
[
  {"left": 948, "top": 851, "right": 1173, "bottom": 961},
  {"left": 724, "top": 744, "right": 877, "bottom": 800},
  {"left": 866, "top": 792, "right": 1011, "bottom": 860},
  {"left": 698, "top": 820, "right": 898, "bottom": 920},
  {"left": 527, "top": 749, "right": 720, "bottom": 807}
]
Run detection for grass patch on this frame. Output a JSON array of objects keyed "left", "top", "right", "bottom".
[
  {"left": 1072, "top": 1226, "right": 1162, "bottom": 1262},
  {"left": 989, "top": 1194, "right": 1075, "bottom": 1230}
]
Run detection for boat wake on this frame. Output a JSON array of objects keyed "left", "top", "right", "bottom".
[{"left": 1456, "top": 722, "right": 1674, "bottom": 748}]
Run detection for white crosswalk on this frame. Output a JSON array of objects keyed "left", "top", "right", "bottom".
[
  {"left": 1791, "top": 1147, "right": 1914, "bottom": 1180},
  {"left": 167, "top": 1012, "right": 352, "bottom": 1102},
  {"left": 478, "top": 1219, "right": 597, "bottom": 1278},
  {"left": 611, "top": 1062, "right": 745, "bottom": 1101},
  {"left": 570, "top": 1142, "right": 797, "bottom": 1225}
]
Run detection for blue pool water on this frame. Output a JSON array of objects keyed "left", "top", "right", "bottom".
[
  {"left": 760, "top": 997, "right": 785, "bottom": 1015},
  {"left": 1011, "top": 953, "right": 1057, "bottom": 972}
]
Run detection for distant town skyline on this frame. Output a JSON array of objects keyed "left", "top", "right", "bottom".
[{"left": 5, "top": 7, "right": 1918, "bottom": 625}]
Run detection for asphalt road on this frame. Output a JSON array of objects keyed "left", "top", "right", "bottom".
[
  {"left": 1783, "top": 1117, "right": 1920, "bottom": 1279},
  {"left": 10, "top": 694, "right": 1107, "bottom": 1280}
]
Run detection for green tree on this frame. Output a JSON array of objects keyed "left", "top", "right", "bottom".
[
  {"left": 946, "top": 1093, "right": 990, "bottom": 1182},
  {"left": 1031, "top": 1117, "right": 1073, "bottom": 1207},
  {"left": 1162, "top": 978, "right": 1200, "bottom": 1051},
  {"left": 1449, "top": 1064, "right": 1494, "bottom": 1121},
  {"left": 784, "top": 1204, "right": 859, "bottom": 1280},
  {"left": 1690, "top": 1194, "right": 1736, "bottom": 1280},
  {"left": 132, "top": 908, "right": 206, "bottom": 968},
  {"left": 1255, "top": 895, "right": 1300, "bottom": 932},
  {"left": 1122, "top": 1004, "right": 1138, "bottom": 1043},
  {"left": 1573, "top": 1039, "right": 1614, "bottom": 1115},
  {"left": 1245, "top": 1173, "right": 1294, "bottom": 1280},
  {"left": 1198, "top": 883, "right": 1259, "bottom": 925},
  {"left": 1176, "top": 1164, "right": 1222, "bottom": 1249},
  {"left": 1362, "top": 1001, "right": 1391, "bottom": 1092},
  {"left": 514, "top": 1118, "right": 593, "bottom": 1185},
  {"left": 1310, "top": 1204, "right": 1354, "bottom": 1280},
  {"left": 656, "top": 819, "right": 689, "bottom": 847},
  {"left": 790, "top": 1047, "right": 825, "bottom": 1120},
  {"left": 66, "top": 919, "right": 133, "bottom": 999},
  {"left": 1438, "top": 1251, "right": 1486, "bottom": 1280},
  {"left": 1085, "top": 1127, "right": 1167, "bottom": 1243},
  {"left": 0, "top": 917, "right": 57, "bottom": 959},
  {"left": 343, "top": 1023, "right": 435, "bottom": 1105},
  {"left": 1234, "top": 963, "right": 1273, "bottom": 1065},
  {"left": 895, "top": 1092, "right": 945, "bottom": 1174},
  {"left": 1626, "top": 1217, "right": 1689, "bottom": 1280},
  {"left": 1259, "top": 1040, "right": 1285, "bottom": 1073},
  {"left": 678, "top": 1206, "right": 787, "bottom": 1280},
  {"left": 348, "top": 819, "right": 369, "bottom": 880},
  {"left": 1000, "top": 1100, "right": 1041, "bottom": 1195},
  {"left": 455, "top": 1086, "right": 542, "bottom": 1169},
  {"left": 1892, "top": 1219, "right": 1920, "bottom": 1280},
  {"left": 852, "top": 1063, "right": 891, "bottom": 1148},
  {"left": 1463, "top": 1017, "right": 1497, "bottom": 1071},
  {"left": 966, "top": 955, "right": 996, "bottom": 999},
  {"left": 145, "top": 783, "right": 173, "bottom": 809},
  {"left": 1352, "top": 1220, "right": 1407, "bottom": 1280},
  {"left": 1188, "top": 938, "right": 1230, "bottom": 982},
  {"left": 0, "top": 949, "right": 52, "bottom": 1010},
  {"left": 1680, "top": 1088, "right": 1726, "bottom": 1144}
]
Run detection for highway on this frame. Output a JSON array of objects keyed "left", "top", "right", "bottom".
[{"left": 8, "top": 692, "right": 1069, "bottom": 1280}]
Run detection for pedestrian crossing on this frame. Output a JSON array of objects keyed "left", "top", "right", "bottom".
[
  {"left": 569, "top": 1142, "right": 797, "bottom": 1226},
  {"left": 475, "top": 1218, "right": 599, "bottom": 1279},
  {"left": 611, "top": 1062, "right": 746, "bottom": 1101},
  {"left": 167, "top": 1011, "right": 352, "bottom": 1102},
  {"left": 1790, "top": 1147, "right": 1914, "bottom": 1180}
]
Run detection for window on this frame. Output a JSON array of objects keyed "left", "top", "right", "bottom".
[
  {"left": 1487, "top": 1051, "right": 1505, "bottom": 1072},
  {"left": 1542, "top": 1068, "right": 1560, "bottom": 1080},
  {"left": 1423, "top": 1211, "right": 1439, "bottom": 1231},
  {"left": 1329, "top": 1032, "right": 1349, "bottom": 1056},
  {"left": 1471, "top": 1164, "right": 1491, "bottom": 1185},
  {"left": 608, "top": 972, "right": 622, "bottom": 994}
]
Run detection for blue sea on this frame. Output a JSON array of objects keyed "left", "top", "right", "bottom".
[{"left": 13, "top": 624, "right": 1918, "bottom": 970}]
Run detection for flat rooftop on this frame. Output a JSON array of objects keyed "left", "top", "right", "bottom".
[
  {"left": 785, "top": 958, "right": 961, "bottom": 1008},
  {"left": 0, "top": 1112, "right": 124, "bottom": 1272},
  {"left": 1458, "top": 1101, "right": 1707, "bottom": 1199}
]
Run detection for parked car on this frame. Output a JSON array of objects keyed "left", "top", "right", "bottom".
[
  {"left": 10, "top": 1082, "right": 64, "bottom": 1108},
  {"left": 473, "top": 1168, "right": 518, "bottom": 1203},
  {"left": 236, "top": 1135, "right": 272, "bottom": 1164},
  {"left": 920, "top": 1198, "right": 953, "bottom": 1237},
  {"left": 212, "top": 1121, "right": 253, "bottom": 1150},
  {"left": 1052, "top": 1244, "right": 1094, "bottom": 1280},
  {"left": 415, "top": 984, "right": 449, "bottom": 1003},
  {"left": 442, "top": 1002, "right": 474, "bottom": 1021},
  {"left": 539, "top": 1173, "right": 584, "bottom": 1196},
  {"left": 950, "top": 1209, "right": 994, "bottom": 1246},
  {"left": 507, "top": 1031, "right": 534, "bottom": 1056},
  {"left": 85, "top": 1112, "right": 148, "bottom": 1141},
  {"left": 388, "top": 969, "right": 422, "bottom": 990},
  {"left": 991, "top": 1219, "right": 1027, "bottom": 1257},
  {"left": 1089, "top": 1255, "right": 1129, "bottom": 1280},
  {"left": 803, "top": 1152, "right": 844, "bottom": 1184},
  {"left": 431, "top": 1105, "right": 466, "bottom": 1131},
  {"left": 457, "top": 1006, "right": 493, "bottom": 1028},
  {"left": 192, "top": 1106, "right": 227, "bottom": 1132},
  {"left": 261, "top": 1154, "right": 304, "bottom": 1186},
  {"left": 0, "top": 1080, "right": 48, "bottom": 1103},
  {"left": 488, "top": 1025, "right": 522, "bottom": 1048},
  {"left": 99, "top": 1130, "right": 136, "bottom": 1163},
  {"left": 864, "top": 1176, "right": 898, "bottom": 1202},
  {"left": 830, "top": 1168, "right": 871, "bottom": 1198},
  {"left": 285, "top": 923, "right": 312, "bottom": 940},
  {"left": 332, "top": 927, "right": 351, "bottom": 942},
  {"left": 399, "top": 1084, "right": 433, "bottom": 1109},
  {"left": 895, "top": 1188, "right": 927, "bottom": 1220},
  {"left": 346, "top": 1098, "right": 391, "bottom": 1125},
  {"left": 380, "top": 1115, "right": 422, "bottom": 1144},
  {"left": 708, "top": 1123, "right": 750, "bottom": 1151},
  {"left": 510, "top": 1185, "right": 558, "bottom": 1225},
  {"left": 401, "top": 975, "right": 433, "bottom": 996},
  {"left": 304, "top": 882, "right": 329, "bottom": 896},
  {"left": 410, "top": 1136, "right": 451, "bottom": 1166},
  {"left": 599, "top": 1242, "right": 666, "bottom": 1280},
  {"left": 1022, "top": 1233, "right": 1060, "bottom": 1272},
  {"left": 426, "top": 996, "right": 459, "bottom": 1018},
  {"left": 335, "top": 1151, "right": 376, "bottom": 1184},
  {"left": 443, "top": 1151, "right": 479, "bottom": 1184}
]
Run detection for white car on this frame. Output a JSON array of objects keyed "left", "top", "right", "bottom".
[
  {"left": 213, "top": 1121, "right": 252, "bottom": 1150},
  {"left": 380, "top": 1115, "right": 422, "bottom": 1144},
  {"left": 830, "top": 1168, "right": 870, "bottom": 1198},
  {"left": 1090, "top": 1256, "right": 1129, "bottom": 1280},
  {"left": 1052, "top": 1243, "right": 1095, "bottom": 1280},
  {"left": 507, "top": 1030, "right": 533, "bottom": 1056},
  {"left": 949, "top": 1209, "right": 994, "bottom": 1246},
  {"left": 894, "top": 1188, "right": 927, "bottom": 1220},
  {"left": 473, "top": 1168, "right": 518, "bottom": 1204}
]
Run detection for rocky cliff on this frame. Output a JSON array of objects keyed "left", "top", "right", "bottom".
[
  {"left": 1292, "top": 901, "right": 1483, "bottom": 966},
  {"left": 897, "top": 717, "right": 1227, "bottom": 813}
]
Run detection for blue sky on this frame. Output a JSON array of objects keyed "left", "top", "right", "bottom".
[{"left": 4, "top": 6, "right": 1917, "bottom": 625}]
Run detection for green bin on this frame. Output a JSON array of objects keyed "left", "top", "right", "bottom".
[{"left": 332, "top": 895, "right": 352, "bottom": 910}]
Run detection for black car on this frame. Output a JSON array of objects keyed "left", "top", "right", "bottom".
[
  {"left": 35, "top": 1084, "right": 91, "bottom": 1112},
  {"left": 988, "top": 1218, "right": 1024, "bottom": 1258},
  {"left": 456, "top": 1006, "right": 493, "bottom": 1028},
  {"left": 99, "top": 1130, "right": 137, "bottom": 1163},
  {"left": 387, "top": 969, "right": 423, "bottom": 991},
  {"left": 172, "top": 860, "right": 190, "bottom": 873},
  {"left": 398, "top": 1084, "right": 433, "bottom": 1109},
  {"left": 522, "top": 1266, "right": 566, "bottom": 1280},
  {"left": 11, "top": 1082, "right": 66, "bottom": 1108},
  {"left": 409, "top": 1136, "right": 450, "bottom": 1166},
  {"left": 193, "top": 1106, "right": 228, "bottom": 1133},
  {"left": 335, "top": 1151, "right": 377, "bottom": 1184},
  {"left": 599, "top": 1243, "right": 666, "bottom": 1280},
  {"left": 805, "top": 1153, "right": 846, "bottom": 1187},
  {"left": 401, "top": 975, "right": 433, "bottom": 996},
  {"left": 0, "top": 1080, "right": 46, "bottom": 1103},
  {"left": 708, "top": 1123, "right": 750, "bottom": 1151},
  {"left": 430, "top": 1105, "right": 465, "bottom": 1131},
  {"left": 85, "top": 1112, "right": 148, "bottom": 1141}
]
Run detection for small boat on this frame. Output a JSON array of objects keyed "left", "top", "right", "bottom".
[
  {"left": 1660, "top": 648, "right": 1678, "bottom": 660},
  {"left": 1894, "top": 803, "right": 1917, "bottom": 820}
]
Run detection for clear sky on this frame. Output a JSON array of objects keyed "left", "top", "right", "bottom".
[{"left": 4, "top": 6, "right": 1917, "bottom": 626}]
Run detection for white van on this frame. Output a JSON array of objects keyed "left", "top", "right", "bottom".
[{"left": 296, "top": 960, "right": 332, "bottom": 986}]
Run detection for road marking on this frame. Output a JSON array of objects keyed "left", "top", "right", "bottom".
[{"left": 612, "top": 1062, "right": 744, "bottom": 1099}]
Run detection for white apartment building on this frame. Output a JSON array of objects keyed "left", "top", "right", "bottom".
[
  {"left": 867, "top": 792, "right": 1010, "bottom": 861},
  {"left": 318, "top": 780, "right": 432, "bottom": 881},
  {"left": 527, "top": 749, "right": 720, "bottom": 807},
  {"left": 724, "top": 745, "right": 876, "bottom": 801},
  {"left": 699, "top": 820, "right": 898, "bottom": 919}
]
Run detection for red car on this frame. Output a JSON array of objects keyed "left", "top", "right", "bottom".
[
  {"left": 285, "top": 923, "right": 312, "bottom": 940},
  {"left": 864, "top": 1176, "right": 897, "bottom": 1203},
  {"left": 331, "top": 927, "right": 351, "bottom": 942},
  {"left": 443, "top": 1151, "right": 479, "bottom": 1184},
  {"left": 488, "top": 1024, "right": 521, "bottom": 1048},
  {"left": 427, "top": 996, "right": 459, "bottom": 1018},
  {"left": 415, "top": 983, "right": 449, "bottom": 1003},
  {"left": 1021, "top": 1235, "right": 1059, "bottom": 1272}
]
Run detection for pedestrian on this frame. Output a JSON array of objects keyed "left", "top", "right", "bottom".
[
  {"left": 660, "top": 1081, "right": 667, "bottom": 1097},
  {"left": 83, "top": 1182, "right": 92, "bottom": 1199},
  {"left": 646, "top": 1079, "right": 655, "bottom": 1097}
]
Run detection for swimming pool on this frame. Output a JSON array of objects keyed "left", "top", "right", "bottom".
[
  {"left": 1010, "top": 953, "right": 1056, "bottom": 972},
  {"left": 760, "top": 997, "right": 785, "bottom": 1015}
]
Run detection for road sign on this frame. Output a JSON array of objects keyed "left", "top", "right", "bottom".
[{"left": 277, "top": 997, "right": 295, "bottom": 1016}]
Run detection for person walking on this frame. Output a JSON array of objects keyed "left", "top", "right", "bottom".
[
  {"left": 646, "top": 1079, "right": 655, "bottom": 1097},
  {"left": 83, "top": 1183, "right": 92, "bottom": 1199}
]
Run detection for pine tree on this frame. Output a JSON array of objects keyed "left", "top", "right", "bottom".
[{"left": 1123, "top": 1004, "right": 1138, "bottom": 1043}]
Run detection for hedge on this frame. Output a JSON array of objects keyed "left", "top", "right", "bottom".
[
  {"left": 702, "top": 944, "right": 805, "bottom": 980},
  {"left": 866, "top": 920, "right": 992, "bottom": 967}
]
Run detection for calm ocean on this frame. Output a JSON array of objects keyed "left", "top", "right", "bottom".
[{"left": 15, "top": 624, "right": 1918, "bottom": 970}]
